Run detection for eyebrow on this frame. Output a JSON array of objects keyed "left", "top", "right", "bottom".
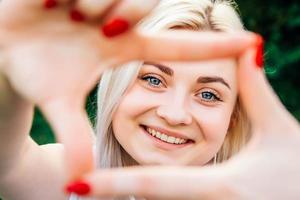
[
  {"left": 197, "top": 76, "right": 231, "bottom": 90},
  {"left": 143, "top": 61, "right": 231, "bottom": 90},
  {"left": 144, "top": 61, "right": 174, "bottom": 76}
]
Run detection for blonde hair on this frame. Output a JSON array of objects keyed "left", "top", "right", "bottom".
[{"left": 95, "top": 0, "right": 250, "bottom": 169}]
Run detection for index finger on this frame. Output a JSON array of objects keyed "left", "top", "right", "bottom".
[
  {"left": 75, "top": 0, "right": 159, "bottom": 23},
  {"left": 117, "top": 30, "right": 258, "bottom": 62},
  {"left": 41, "top": 97, "right": 95, "bottom": 182}
]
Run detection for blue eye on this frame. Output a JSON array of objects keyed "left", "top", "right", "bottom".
[
  {"left": 198, "top": 91, "right": 221, "bottom": 102},
  {"left": 142, "top": 76, "right": 162, "bottom": 87},
  {"left": 202, "top": 92, "right": 215, "bottom": 100}
]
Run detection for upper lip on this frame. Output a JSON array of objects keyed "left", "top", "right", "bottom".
[{"left": 142, "top": 124, "right": 193, "bottom": 141}]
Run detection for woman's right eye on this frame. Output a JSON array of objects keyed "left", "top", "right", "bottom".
[{"left": 141, "top": 75, "right": 164, "bottom": 88}]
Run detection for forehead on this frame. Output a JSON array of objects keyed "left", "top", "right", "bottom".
[{"left": 160, "top": 58, "right": 237, "bottom": 78}]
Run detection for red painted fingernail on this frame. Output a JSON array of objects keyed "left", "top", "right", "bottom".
[
  {"left": 70, "top": 9, "right": 86, "bottom": 22},
  {"left": 101, "top": 18, "right": 130, "bottom": 38},
  {"left": 43, "top": 0, "right": 58, "bottom": 9},
  {"left": 255, "top": 35, "right": 264, "bottom": 68},
  {"left": 65, "top": 180, "right": 91, "bottom": 196}
]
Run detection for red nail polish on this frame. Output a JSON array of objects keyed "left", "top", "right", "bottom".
[
  {"left": 65, "top": 180, "right": 91, "bottom": 196},
  {"left": 255, "top": 35, "right": 264, "bottom": 68},
  {"left": 101, "top": 18, "right": 130, "bottom": 38},
  {"left": 43, "top": 0, "right": 58, "bottom": 9},
  {"left": 70, "top": 9, "right": 86, "bottom": 22}
]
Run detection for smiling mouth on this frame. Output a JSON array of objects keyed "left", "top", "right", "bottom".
[{"left": 140, "top": 125, "right": 194, "bottom": 145}]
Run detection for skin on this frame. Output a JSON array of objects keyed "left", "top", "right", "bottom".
[{"left": 113, "top": 59, "right": 238, "bottom": 166}]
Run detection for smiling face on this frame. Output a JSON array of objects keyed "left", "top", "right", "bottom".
[{"left": 112, "top": 59, "right": 238, "bottom": 165}]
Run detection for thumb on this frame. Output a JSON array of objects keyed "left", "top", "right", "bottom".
[
  {"left": 237, "top": 39, "right": 298, "bottom": 132},
  {"left": 40, "top": 97, "right": 95, "bottom": 181}
]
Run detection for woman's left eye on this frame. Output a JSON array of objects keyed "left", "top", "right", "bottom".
[{"left": 197, "top": 90, "right": 222, "bottom": 102}]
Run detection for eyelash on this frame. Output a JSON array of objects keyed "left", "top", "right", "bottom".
[
  {"left": 140, "top": 74, "right": 165, "bottom": 88},
  {"left": 196, "top": 89, "right": 222, "bottom": 103}
]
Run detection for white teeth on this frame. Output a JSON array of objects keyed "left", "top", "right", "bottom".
[
  {"left": 156, "top": 132, "right": 161, "bottom": 138},
  {"left": 145, "top": 127, "right": 188, "bottom": 145},
  {"left": 161, "top": 134, "right": 168, "bottom": 142},
  {"left": 167, "top": 136, "right": 175, "bottom": 143}
]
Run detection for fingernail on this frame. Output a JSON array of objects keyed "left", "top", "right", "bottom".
[
  {"left": 255, "top": 35, "right": 264, "bottom": 68},
  {"left": 43, "top": 0, "right": 58, "bottom": 9},
  {"left": 69, "top": 9, "right": 86, "bottom": 22},
  {"left": 65, "top": 180, "right": 91, "bottom": 196},
  {"left": 101, "top": 18, "right": 130, "bottom": 38}
]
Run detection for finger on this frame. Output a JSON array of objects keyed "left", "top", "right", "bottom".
[
  {"left": 118, "top": 30, "right": 258, "bottom": 62},
  {"left": 100, "top": 0, "right": 160, "bottom": 38},
  {"left": 43, "top": 0, "right": 71, "bottom": 9},
  {"left": 40, "top": 97, "right": 95, "bottom": 182},
  {"left": 78, "top": 167, "right": 229, "bottom": 199},
  {"left": 237, "top": 45, "right": 299, "bottom": 132},
  {"left": 74, "top": 0, "right": 117, "bottom": 19},
  {"left": 75, "top": 0, "right": 159, "bottom": 28},
  {"left": 101, "top": 0, "right": 160, "bottom": 24}
]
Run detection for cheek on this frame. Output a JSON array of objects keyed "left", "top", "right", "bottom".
[
  {"left": 116, "top": 85, "right": 163, "bottom": 117},
  {"left": 192, "top": 105, "right": 233, "bottom": 143}
]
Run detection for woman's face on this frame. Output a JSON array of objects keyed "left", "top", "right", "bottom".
[{"left": 112, "top": 59, "right": 238, "bottom": 165}]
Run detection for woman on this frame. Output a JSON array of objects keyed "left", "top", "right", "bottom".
[
  {"left": 95, "top": 0, "right": 250, "bottom": 170},
  {"left": 0, "top": 0, "right": 258, "bottom": 200}
]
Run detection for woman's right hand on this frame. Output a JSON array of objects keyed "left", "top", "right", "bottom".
[
  {"left": 75, "top": 44, "right": 300, "bottom": 200},
  {"left": 0, "top": 0, "right": 257, "bottom": 182}
]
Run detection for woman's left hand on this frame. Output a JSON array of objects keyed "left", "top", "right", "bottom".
[{"left": 76, "top": 46, "right": 300, "bottom": 199}]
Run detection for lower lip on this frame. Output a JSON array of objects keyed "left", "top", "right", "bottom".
[{"left": 140, "top": 126, "right": 192, "bottom": 151}]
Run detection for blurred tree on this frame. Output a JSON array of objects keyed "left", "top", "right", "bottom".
[{"left": 236, "top": 0, "right": 300, "bottom": 119}]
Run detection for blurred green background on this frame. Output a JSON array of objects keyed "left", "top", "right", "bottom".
[
  {"left": 1, "top": 0, "right": 299, "bottom": 199},
  {"left": 30, "top": 0, "right": 300, "bottom": 145}
]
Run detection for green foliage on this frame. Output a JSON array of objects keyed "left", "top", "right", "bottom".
[
  {"left": 30, "top": 109, "right": 56, "bottom": 144},
  {"left": 236, "top": 0, "right": 300, "bottom": 120},
  {"left": 29, "top": 86, "right": 98, "bottom": 145}
]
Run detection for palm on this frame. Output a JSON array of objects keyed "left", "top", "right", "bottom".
[
  {"left": 224, "top": 127, "right": 300, "bottom": 199},
  {"left": 0, "top": 0, "right": 127, "bottom": 180}
]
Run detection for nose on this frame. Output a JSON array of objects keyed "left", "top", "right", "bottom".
[{"left": 156, "top": 95, "right": 192, "bottom": 126}]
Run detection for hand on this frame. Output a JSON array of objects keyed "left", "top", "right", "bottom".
[
  {"left": 78, "top": 44, "right": 300, "bottom": 199},
  {"left": 0, "top": 0, "right": 257, "bottom": 182}
]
